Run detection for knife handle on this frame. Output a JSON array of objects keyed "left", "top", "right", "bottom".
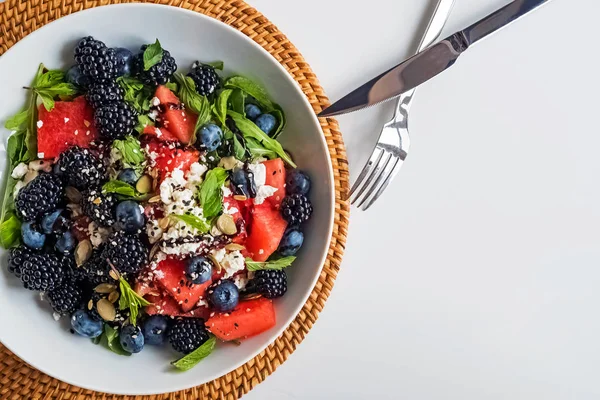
[{"left": 461, "top": 0, "right": 550, "bottom": 46}]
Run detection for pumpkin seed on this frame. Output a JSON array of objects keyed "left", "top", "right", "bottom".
[
  {"left": 29, "top": 160, "right": 50, "bottom": 172},
  {"left": 149, "top": 243, "right": 160, "bottom": 260},
  {"left": 241, "top": 292, "right": 262, "bottom": 301},
  {"left": 159, "top": 217, "right": 170, "bottom": 230},
  {"left": 233, "top": 195, "right": 247, "bottom": 202},
  {"left": 87, "top": 299, "right": 94, "bottom": 310},
  {"left": 108, "top": 291, "right": 120, "bottom": 303},
  {"left": 148, "top": 195, "right": 161, "bottom": 203},
  {"left": 218, "top": 156, "right": 238, "bottom": 170},
  {"left": 65, "top": 186, "right": 82, "bottom": 203},
  {"left": 109, "top": 269, "right": 120, "bottom": 281},
  {"left": 216, "top": 214, "right": 237, "bottom": 235},
  {"left": 92, "top": 196, "right": 102, "bottom": 205},
  {"left": 136, "top": 175, "right": 152, "bottom": 194},
  {"left": 97, "top": 299, "right": 116, "bottom": 322},
  {"left": 208, "top": 254, "right": 222, "bottom": 273},
  {"left": 75, "top": 240, "right": 92, "bottom": 266},
  {"left": 225, "top": 243, "right": 245, "bottom": 251},
  {"left": 23, "top": 169, "right": 38, "bottom": 184},
  {"left": 94, "top": 283, "right": 116, "bottom": 294}
]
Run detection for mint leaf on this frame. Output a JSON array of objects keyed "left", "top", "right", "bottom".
[
  {"left": 143, "top": 39, "right": 164, "bottom": 71},
  {"left": 101, "top": 324, "right": 131, "bottom": 356},
  {"left": 224, "top": 76, "right": 275, "bottom": 110},
  {"left": 199, "top": 167, "right": 228, "bottom": 219},
  {"left": 5, "top": 110, "right": 29, "bottom": 131},
  {"left": 171, "top": 214, "right": 210, "bottom": 234},
  {"left": 174, "top": 73, "right": 212, "bottom": 123},
  {"left": 245, "top": 256, "right": 296, "bottom": 271},
  {"left": 230, "top": 89, "right": 246, "bottom": 115},
  {"left": 171, "top": 336, "right": 216, "bottom": 371},
  {"left": 165, "top": 81, "right": 178, "bottom": 92},
  {"left": 118, "top": 76, "right": 153, "bottom": 112},
  {"left": 245, "top": 137, "right": 277, "bottom": 160},
  {"left": 112, "top": 135, "right": 145, "bottom": 167},
  {"left": 206, "top": 61, "right": 224, "bottom": 70},
  {"left": 227, "top": 111, "right": 295, "bottom": 167},
  {"left": 35, "top": 69, "right": 66, "bottom": 88},
  {"left": 214, "top": 89, "right": 233, "bottom": 126},
  {"left": 117, "top": 275, "right": 150, "bottom": 326},
  {"left": 233, "top": 134, "right": 247, "bottom": 161},
  {"left": 0, "top": 212, "right": 21, "bottom": 248},
  {"left": 34, "top": 72, "right": 78, "bottom": 111},
  {"left": 102, "top": 180, "right": 148, "bottom": 200}
]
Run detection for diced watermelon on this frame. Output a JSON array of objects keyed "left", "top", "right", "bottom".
[
  {"left": 145, "top": 292, "right": 181, "bottom": 316},
  {"left": 142, "top": 125, "right": 180, "bottom": 142},
  {"left": 206, "top": 298, "right": 276, "bottom": 341},
  {"left": 262, "top": 158, "right": 286, "bottom": 207},
  {"left": 153, "top": 258, "right": 212, "bottom": 312},
  {"left": 223, "top": 196, "right": 248, "bottom": 245},
  {"left": 144, "top": 139, "right": 200, "bottom": 181},
  {"left": 245, "top": 203, "right": 287, "bottom": 261},
  {"left": 37, "top": 96, "right": 99, "bottom": 159},
  {"left": 154, "top": 85, "right": 198, "bottom": 145}
]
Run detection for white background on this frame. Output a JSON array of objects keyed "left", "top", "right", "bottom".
[{"left": 243, "top": 0, "right": 600, "bottom": 399}]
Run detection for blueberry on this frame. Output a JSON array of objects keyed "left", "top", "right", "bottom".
[
  {"left": 141, "top": 315, "right": 169, "bottom": 345},
  {"left": 120, "top": 324, "right": 144, "bottom": 354},
  {"left": 117, "top": 168, "right": 138, "bottom": 186},
  {"left": 255, "top": 114, "right": 277, "bottom": 135},
  {"left": 185, "top": 256, "right": 213, "bottom": 284},
  {"left": 41, "top": 209, "right": 63, "bottom": 234},
  {"left": 21, "top": 222, "right": 46, "bottom": 249},
  {"left": 115, "top": 201, "right": 145, "bottom": 234},
  {"left": 113, "top": 47, "right": 134, "bottom": 77},
  {"left": 71, "top": 310, "right": 103, "bottom": 338},
  {"left": 65, "top": 65, "right": 90, "bottom": 87},
  {"left": 208, "top": 280, "right": 239, "bottom": 312},
  {"left": 278, "top": 228, "right": 304, "bottom": 256},
  {"left": 55, "top": 231, "right": 76, "bottom": 254},
  {"left": 197, "top": 124, "right": 223, "bottom": 152},
  {"left": 286, "top": 169, "right": 311, "bottom": 195},
  {"left": 231, "top": 167, "right": 257, "bottom": 198},
  {"left": 245, "top": 104, "right": 262, "bottom": 120}
]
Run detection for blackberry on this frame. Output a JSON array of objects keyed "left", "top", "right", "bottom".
[
  {"left": 103, "top": 231, "right": 148, "bottom": 274},
  {"left": 15, "top": 173, "right": 64, "bottom": 221},
  {"left": 7, "top": 245, "right": 39, "bottom": 278},
  {"left": 86, "top": 79, "right": 124, "bottom": 109},
  {"left": 134, "top": 46, "right": 177, "bottom": 86},
  {"left": 56, "top": 146, "right": 106, "bottom": 190},
  {"left": 168, "top": 318, "right": 210, "bottom": 354},
  {"left": 81, "top": 188, "right": 116, "bottom": 226},
  {"left": 86, "top": 292, "right": 105, "bottom": 321},
  {"left": 247, "top": 270, "right": 287, "bottom": 299},
  {"left": 47, "top": 278, "right": 83, "bottom": 315},
  {"left": 187, "top": 62, "right": 220, "bottom": 97},
  {"left": 280, "top": 194, "right": 313, "bottom": 226},
  {"left": 19, "top": 252, "right": 65, "bottom": 291},
  {"left": 74, "top": 36, "right": 118, "bottom": 82},
  {"left": 79, "top": 247, "right": 113, "bottom": 287},
  {"left": 95, "top": 101, "right": 137, "bottom": 140}
]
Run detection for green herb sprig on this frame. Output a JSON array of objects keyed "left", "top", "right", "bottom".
[
  {"left": 171, "top": 336, "right": 216, "bottom": 371},
  {"left": 245, "top": 256, "right": 296, "bottom": 271}
]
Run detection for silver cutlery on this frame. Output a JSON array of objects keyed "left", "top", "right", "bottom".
[
  {"left": 319, "top": 0, "right": 551, "bottom": 117},
  {"left": 348, "top": 0, "right": 455, "bottom": 210}
]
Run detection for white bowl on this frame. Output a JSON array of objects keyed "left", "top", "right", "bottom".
[{"left": 0, "top": 4, "right": 334, "bottom": 395}]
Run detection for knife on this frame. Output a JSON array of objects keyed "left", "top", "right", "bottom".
[{"left": 318, "top": 0, "right": 551, "bottom": 118}]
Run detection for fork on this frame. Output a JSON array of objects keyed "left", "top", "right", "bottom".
[{"left": 347, "top": 0, "right": 455, "bottom": 210}]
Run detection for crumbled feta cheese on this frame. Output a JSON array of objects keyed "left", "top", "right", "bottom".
[
  {"left": 223, "top": 201, "right": 239, "bottom": 215},
  {"left": 248, "top": 163, "right": 267, "bottom": 186},
  {"left": 185, "top": 162, "right": 208, "bottom": 186},
  {"left": 171, "top": 168, "right": 186, "bottom": 186},
  {"left": 197, "top": 298, "right": 208, "bottom": 307},
  {"left": 147, "top": 219, "right": 163, "bottom": 244},
  {"left": 155, "top": 127, "right": 163, "bottom": 137},
  {"left": 254, "top": 185, "right": 278, "bottom": 205},
  {"left": 151, "top": 97, "right": 161, "bottom": 107},
  {"left": 211, "top": 248, "right": 226, "bottom": 263},
  {"left": 53, "top": 312, "right": 61, "bottom": 321},
  {"left": 13, "top": 180, "right": 24, "bottom": 197},
  {"left": 148, "top": 110, "right": 159, "bottom": 120},
  {"left": 233, "top": 274, "right": 249, "bottom": 290},
  {"left": 89, "top": 221, "right": 110, "bottom": 247},
  {"left": 221, "top": 250, "right": 245, "bottom": 278},
  {"left": 222, "top": 185, "right": 233, "bottom": 197},
  {"left": 37, "top": 120, "right": 43, "bottom": 129},
  {"left": 161, "top": 240, "right": 204, "bottom": 255},
  {"left": 160, "top": 179, "right": 174, "bottom": 204},
  {"left": 37, "top": 152, "right": 45, "bottom": 159},
  {"left": 11, "top": 162, "right": 28, "bottom": 179}
]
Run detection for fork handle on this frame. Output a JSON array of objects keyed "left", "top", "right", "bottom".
[{"left": 393, "top": 0, "right": 455, "bottom": 122}]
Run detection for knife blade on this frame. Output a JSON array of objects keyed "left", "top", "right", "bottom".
[{"left": 318, "top": 0, "right": 551, "bottom": 118}]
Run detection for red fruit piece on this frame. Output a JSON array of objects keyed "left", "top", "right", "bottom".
[
  {"left": 142, "top": 125, "right": 179, "bottom": 142},
  {"left": 37, "top": 96, "right": 99, "bottom": 159},
  {"left": 153, "top": 258, "right": 212, "bottom": 312},
  {"left": 262, "top": 158, "right": 286, "bottom": 207},
  {"left": 144, "top": 139, "right": 200, "bottom": 181},
  {"left": 145, "top": 292, "right": 211, "bottom": 319},
  {"left": 154, "top": 85, "right": 198, "bottom": 145},
  {"left": 206, "top": 298, "right": 276, "bottom": 341},
  {"left": 245, "top": 203, "right": 288, "bottom": 261}
]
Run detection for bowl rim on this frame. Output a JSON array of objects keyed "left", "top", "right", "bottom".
[{"left": 0, "top": 3, "right": 335, "bottom": 395}]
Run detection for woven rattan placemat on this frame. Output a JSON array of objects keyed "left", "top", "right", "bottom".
[{"left": 0, "top": 0, "right": 349, "bottom": 398}]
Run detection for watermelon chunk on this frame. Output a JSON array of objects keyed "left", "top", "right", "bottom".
[
  {"left": 262, "top": 158, "right": 286, "bottom": 207},
  {"left": 37, "top": 96, "right": 99, "bottom": 159},
  {"left": 144, "top": 139, "right": 200, "bottom": 180},
  {"left": 153, "top": 258, "right": 212, "bottom": 312},
  {"left": 154, "top": 85, "right": 197, "bottom": 145},
  {"left": 143, "top": 125, "right": 179, "bottom": 142},
  {"left": 245, "top": 203, "right": 287, "bottom": 261},
  {"left": 206, "top": 298, "right": 276, "bottom": 341}
]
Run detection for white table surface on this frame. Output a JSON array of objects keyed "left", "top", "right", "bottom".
[{"left": 243, "top": 0, "right": 600, "bottom": 399}]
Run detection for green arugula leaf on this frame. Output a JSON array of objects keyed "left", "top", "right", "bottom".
[
  {"left": 118, "top": 275, "right": 151, "bottom": 326},
  {"left": 143, "top": 39, "right": 164, "bottom": 71},
  {"left": 245, "top": 256, "right": 296, "bottom": 271},
  {"left": 0, "top": 212, "right": 21, "bottom": 248},
  {"left": 112, "top": 135, "right": 145, "bottom": 167},
  {"left": 199, "top": 167, "right": 229, "bottom": 219},
  {"left": 5, "top": 110, "right": 29, "bottom": 131},
  {"left": 269, "top": 106, "right": 286, "bottom": 138},
  {"left": 99, "top": 324, "right": 131, "bottom": 356},
  {"left": 174, "top": 73, "right": 212, "bottom": 124},
  {"left": 227, "top": 111, "right": 295, "bottom": 167},
  {"left": 171, "top": 214, "right": 211, "bottom": 234},
  {"left": 171, "top": 336, "right": 216, "bottom": 371},
  {"left": 244, "top": 137, "right": 277, "bottom": 160},
  {"left": 214, "top": 89, "right": 233, "bottom": 126},
  {"left": 230, "top": 89, "right": 246, "bottom": 115},
  {"left": 233, "top": 134, "right": 247, "bottom": 161},
  {"left": 224, "top": 76, "right": 275, "bottom": 110},
  {"left": 205, "top": 61, "right": 224, "bottom": 70}
]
